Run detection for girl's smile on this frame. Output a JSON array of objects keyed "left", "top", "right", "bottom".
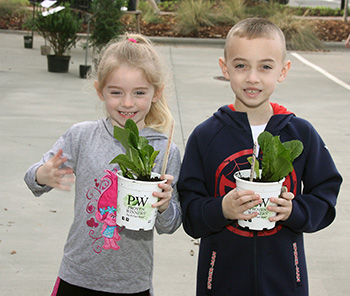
[{"left": 96, "top": 65, "right": 160, "bottom": 130}]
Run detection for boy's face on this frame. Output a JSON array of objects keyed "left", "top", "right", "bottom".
[{"left": 219, "top": 35, "right": 290, "bottom": 112}]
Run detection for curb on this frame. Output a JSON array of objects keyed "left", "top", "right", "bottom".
[{"left": 1, "top": 29, "right": 347, "bottom": 52}]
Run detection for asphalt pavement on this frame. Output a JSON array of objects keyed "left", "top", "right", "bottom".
[{"left": 0, "top": 32, "right": 350, "bottom": 296}]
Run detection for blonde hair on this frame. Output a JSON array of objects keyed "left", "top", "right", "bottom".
[
  {"left": 93, "top": 33, "right": 173, "bottom": 133},
  {"left": 224, "top": 18, "right": 287, "bottom": 61}
]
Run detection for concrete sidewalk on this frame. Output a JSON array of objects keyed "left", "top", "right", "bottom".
[{"left": 0, "top": 32, "right": 349, "bottom": 296}]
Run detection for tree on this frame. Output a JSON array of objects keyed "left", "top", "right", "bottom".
[{"left": 90, "top": 0, "right": 124, "bottom": 52}]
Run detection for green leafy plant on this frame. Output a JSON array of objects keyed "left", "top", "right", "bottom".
[
  {"left": 175, "top": 0, "right": 215, "bottom": 36},
  {"left": 0, "top": 0, "right": 29, "bottom": 18},
  {"left": 30, "top": 4, "right": 82, "bottom": 56},
  {"left": 110, "top": 119, "right": 159, "bottom": 181},
  {"left": 90, "top": 0, "right": 124, "bottom": 52},
  {"left": 248, "top": 131, "right": 303, "bottom": 182}
]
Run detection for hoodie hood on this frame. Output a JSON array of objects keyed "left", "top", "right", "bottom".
[{"left": 214, "top": 103, "right": 295, "bottom": 134}]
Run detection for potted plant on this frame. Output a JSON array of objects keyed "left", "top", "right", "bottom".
[
  {"left": 234, "top": 131, "right": 303, "bottom": 230},
  {"left": 32, "top": 4, "right": 82, "bottom": 73},
  {"left": 110, "top": 119, "right": 166, "bottom": 231}
]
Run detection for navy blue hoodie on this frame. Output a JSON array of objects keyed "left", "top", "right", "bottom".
[{"left": 178, "top": 103, "right": 342, "bottom": 296}]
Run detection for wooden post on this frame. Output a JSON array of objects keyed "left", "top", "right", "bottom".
[{"left": 344, "top": 0, "right": 349, "bottom": 24}]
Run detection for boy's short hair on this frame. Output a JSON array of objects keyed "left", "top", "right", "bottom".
[{"left": 224, "top": 18, "right": 287, "bottom": 61}]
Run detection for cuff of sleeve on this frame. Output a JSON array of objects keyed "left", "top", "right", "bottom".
[
  {"left": 203, "top": 196, "right": 231, "bottom": 231},
  {"left": 156, "top": 202, "right": 174, "bottom": 223}
]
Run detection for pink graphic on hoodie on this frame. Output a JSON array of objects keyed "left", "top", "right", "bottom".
[
  {"left": 95, "top": 170, "right": 121, "bottom": 250},
  {"left": 86, "top": 170, "right": 123, "bottom": 253}
]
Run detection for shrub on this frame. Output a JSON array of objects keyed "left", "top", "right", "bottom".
[
  {"left": 214, "top": 0, "right": 247, "bottom": 25},
  {"left": 138, "top": 0, "right": 163, "bottom": 24},
  {"left": 270, "top": 11, "right": 324, "bottom": 51},
  {"left": 31, "top": 4, "right": 82, "bottom": 56},
  {"left": 0, "top": 0, "right": 29, "bottom": 17},
  {"left": 90, "top": 0, "right": 125, "bottom": 52},
  {"left": 175, "top": 0, "right": 216, "bottom": 35}
]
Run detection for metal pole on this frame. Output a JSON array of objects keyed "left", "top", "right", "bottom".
[{"left": 85, "top": 18, "right": 90, "bottom": 66}]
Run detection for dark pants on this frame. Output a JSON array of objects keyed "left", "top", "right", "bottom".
[{"left": 54, "top": 278, "right": 150, "bottom": 296}]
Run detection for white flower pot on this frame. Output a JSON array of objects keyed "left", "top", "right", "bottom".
[
  {"left": 234, "top": 169, "right": 285, "bottom": 231},
  {"left": 116, "top": 171, "right": 166, "bottom": 231}
]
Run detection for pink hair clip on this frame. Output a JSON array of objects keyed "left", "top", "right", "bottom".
[{"left": 128, "top": 38, "right": 137, "bottom": 43}]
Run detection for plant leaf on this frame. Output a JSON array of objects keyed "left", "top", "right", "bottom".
[
  {"left": 110, "top": 154, "right": 140, "bottom": 175},
  {"left": 110, "top": 119, "right": 160, "bottom": 179},
  {"left": 125, "top": 119, "right": 139, "bottom": 138},
  {"left": 283, "top": 140, "right": 303, "bottom": 161},
  {"left": 247, "top": 156, "right": 260, "bottom": 179},
  {"left": 258, "top": 131, "right": 303, "bottom": 182},
  {"left": 113, "top": 126, "right": 130, "bottom": 150}
]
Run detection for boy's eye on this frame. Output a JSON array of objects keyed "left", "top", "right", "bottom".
[
  {"left": 235, "top": 64, "right": 245, "bottom": 69},
  {"left": 262, "top": 65, "right": 272, "bottom": 70}
]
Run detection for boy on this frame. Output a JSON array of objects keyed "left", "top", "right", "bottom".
[{"left": 177, "top": 18, "right": 342, "bottom": 295}]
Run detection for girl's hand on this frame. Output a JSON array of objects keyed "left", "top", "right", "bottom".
[
  {"left": 222, "top": 189, "right": 262, "bottom": 221},
  {"left": 36, "top": 149, "right": 75, "bottom": 191},
  {"left": 267, "top": 189, "right": 294, "bottom": 222},
  {"left": 152, "top": 174, "right": 174, "bottom": 213}
]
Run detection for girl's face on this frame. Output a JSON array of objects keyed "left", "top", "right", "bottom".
[
  {"left": 96, "top": 65, "right": 160, "bottom": 129},
  {"left": 219, "top": 35, "right": 290, "bottom": 112}
]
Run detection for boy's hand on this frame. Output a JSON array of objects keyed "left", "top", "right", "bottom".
[
  {"left": 36, "top": 149, "right": 75, "bottom": 191},
  {"left": 152, "top": 174, "right": 174, "bottom": 213},
  {"left": 222, "top": 189, "right": 262, "bottom": 221},
  {"left": 267, "top": 189, "right": 294, "bottom": 222}
]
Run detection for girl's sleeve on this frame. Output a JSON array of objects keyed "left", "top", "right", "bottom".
[
  {"left": 24, "top": 127, "right": 76, "bottom": 197},
  {"left": 282, "top": 123, "right": 342, "bottom": 233},
  {"left": 154, "top": 143, "right": 182, "bottom": 234}
]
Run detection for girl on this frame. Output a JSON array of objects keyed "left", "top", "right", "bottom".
[{"left": 24, "top": 34, "right": 182, "bottom": 296}]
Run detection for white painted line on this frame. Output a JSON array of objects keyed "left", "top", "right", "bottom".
[{"left": 291, "top": 52, "right": 350, "bottom": 91}]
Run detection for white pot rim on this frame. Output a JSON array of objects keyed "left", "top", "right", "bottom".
[
  {"left": 234, "top": 169, "right": 285, "bottom": 185},
  {"left": 117, "top": 170, "right": 166, "bottom": 185}
]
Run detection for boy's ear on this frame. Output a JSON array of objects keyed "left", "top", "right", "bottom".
[
  {"left": 219, "top": 57, "right": 230, "bottom": 80},
  {"left": 278, "top": 60, "right": 291, "bottom": 82},
  {"left": 152, "top": 84, "right": 164, "bottom": 103},
  {"left": 94, "top": 80, "right": 105, "bottom": 101}
]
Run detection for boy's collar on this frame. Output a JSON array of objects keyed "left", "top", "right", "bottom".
[{"left": 228, "top": 103, "right": 292, "bottom": 115}]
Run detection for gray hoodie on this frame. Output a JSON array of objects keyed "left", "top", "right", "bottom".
[{"left": 24, "top": 118, "right": 182, "bottom": 294}]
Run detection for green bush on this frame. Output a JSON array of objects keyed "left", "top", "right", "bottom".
[
  {"left": 138, "top": 0, "right": 163, "bottom": 24},
  {"left": 175, "top": 0, "right": 216, "bottom": 35},
  {"left": 270, "top": 11, "right": 324, "bottom": 51},
  {"left": 0, "top": 0, "right": 29, "bottom": 17},
  {"left": 90, "top": 0, "right": 125, "bottom": 51},
  {"left": 31, "top": 4, "right": 82, "bottom": 56},
  {"left": 214, "top": 0, "right": 247, "bottom": 25}
]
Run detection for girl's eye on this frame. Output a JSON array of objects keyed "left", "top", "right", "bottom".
[
  {"left": 111, "top": 90, "right": 122, "bottom": 95},
  {"left": 135, "top": 91, "right": 146, "bottom": 96}
]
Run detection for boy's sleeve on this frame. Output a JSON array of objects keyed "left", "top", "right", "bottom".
[
  {"left": 177, "top": 131, "right": 231, "bottom": 239},
  {"left": 154, "top": 144, "right": 183, "bottom": 235},
  {"left": 281, "top": 124, "right": 342, "bottom": 233}
]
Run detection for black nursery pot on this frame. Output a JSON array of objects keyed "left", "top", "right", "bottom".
[
  {"left": 24, "top": 36, "right": 33, "bottom": 49},
  {"left": 47, "top": 55, "right": 71, "bottom": 73},
  {"left": 79, "top": 65, "right": 91, "bottom": 78}
]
